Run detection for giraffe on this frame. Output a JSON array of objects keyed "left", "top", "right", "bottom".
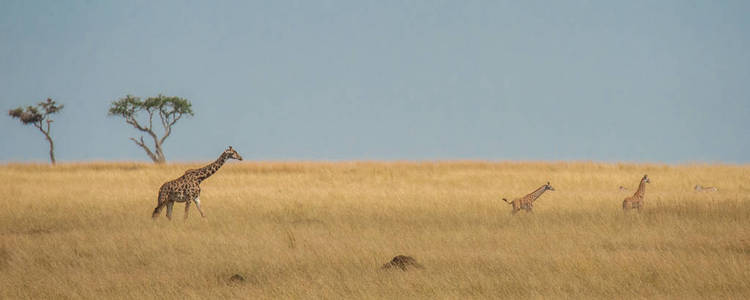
[
  {"left": 694, "top": 185, "right": 718, "bottom": 192},
  {"left": 502, "top": 182, "right": 555, "bottom": 214},
  {"left": 151, "top": 146, "right": 243, "bottom": 220},
  {"left": 622, "top": 174, "right": 650, "bottom": 212}
]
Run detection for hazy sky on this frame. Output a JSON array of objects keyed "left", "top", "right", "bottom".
[{"left": 1, "top": 1, "right": 748, "bottom": 163}]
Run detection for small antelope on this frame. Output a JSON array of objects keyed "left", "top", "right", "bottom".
[
  {"left": 618, "top": 186, "right": 629, "bottom": 192},
  {"left": 502, "top": 182, "right": 555, "bottom": 214},
  {"left": 694, "top": 185, "right": 718, "bottom": 192},
  {"left": 622, "top": 174, "right": 649, "bottom": 212}
]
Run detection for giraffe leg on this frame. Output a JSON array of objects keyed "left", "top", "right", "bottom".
[
  {"left": 194, "top": 197, "right": 206, "bottom": 217},
  {"left": 524, "top": 202, "right": 533, "bottom": 213},
  {"left": 184, "top": 201, "right": 191, "bottom": 220},
  {"left": 166, "top": 201, "right": 174, "bottom": 220}
]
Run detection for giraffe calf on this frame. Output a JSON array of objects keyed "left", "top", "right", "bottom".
[
  {"left": 502, "top": 182, "right": 555, "bottom": 214},
  {"left": 623, "top": 174, "right": 650, "bottom": 212}
]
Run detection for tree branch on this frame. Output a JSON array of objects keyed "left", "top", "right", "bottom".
[
  {"left": 158, "top": 111, "right": 183, "bottom": 145},
  {"left": 168, "top": 113, "right": 182, "bottom": 128},
  {"left": 148, "top": 108, "right": 154, "bottom": 132},
  {"left": 129, "top": 136, "right": 159, "bottom": 162},
  {"left": 33, "top": 122, "right": 48, "bottom": 143},
  {"left": 159, "top": 127, "right": 171, "bottom": 146},
  {"left": 159, "top": 109, "right": 169, "bottom": 133},
  {"left": 125, "top": 116, "right": 158, "bottom": 142},
  {"left": 125, "top": 117, "right": 149, "bottom": 132}
]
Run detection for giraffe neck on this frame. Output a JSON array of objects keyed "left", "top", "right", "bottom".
[
  {"left": 634, "top": 179, "right": 647, "bottom": 197},
  {"left": 527, "top": 185, "right": 548, "bottom": 202},
  {"left": 194, "top": 153, "right": 229, "bottom": 183}
]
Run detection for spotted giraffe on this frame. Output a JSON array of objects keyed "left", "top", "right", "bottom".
[
  {"left": 151, "top": 146, "right": 243, "bottom": 220},
  {"left": 622, "top": 174, "right": 650, "bottom": 212},
  {"left": 502, "top": 182, "right": 555, "bottom": 214}
]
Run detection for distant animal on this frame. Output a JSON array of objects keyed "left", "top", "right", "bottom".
[
  {"left": 152, "top": 146, "right": 243, "bottom": 220},
  {"left": 694, "top": 185, "right": 718, "bottom": 192},
  {"left": 502, "top": 182, "right": 555, "bottom": 214},
  {"left": 381, "top": 255, "right": 424, "bottom": 271},
  {"left": 622, "top": 174, "right": 650, "bottom": 212},
  {"left": 618, "top": 186, "right": 629, "bottom": 192}
]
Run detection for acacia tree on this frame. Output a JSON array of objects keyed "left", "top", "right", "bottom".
[
  {"left": 8, "top": 98, "right": 65, "bottom": 164},
  {"left": 108, "top": 95, "right": 193, "bottom": 164}
]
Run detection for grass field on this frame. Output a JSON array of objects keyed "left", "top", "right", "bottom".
[{"left": 0, "top": 161, "right": 748, "bottom": 299}]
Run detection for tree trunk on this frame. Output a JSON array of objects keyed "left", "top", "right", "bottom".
[
  {"left": 151, "top": 135, "right": 166, "bottom": 164},
  {"left": 155, "top": 153, "right": 166, "bottom": 164},
  {"left": 46, "top": 134, "right": 56, "bottom": 164},
  {"left": 36, "top": 122, "right": 56, "bottom": 165}
]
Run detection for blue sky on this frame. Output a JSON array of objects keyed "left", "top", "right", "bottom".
[{"left": 1, "top": 1, "right": 748, "bottom": 163}]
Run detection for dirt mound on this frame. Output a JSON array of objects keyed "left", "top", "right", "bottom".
[
  {"left": 381, "top": 255, "right": 424, "bottom": 271},
  {"left": 229, "top": 274, "right": 245, "bottom": 283}
]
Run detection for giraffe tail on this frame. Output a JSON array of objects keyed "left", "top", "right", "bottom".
[
  {"left": 152, "top": 189, "right": 167, "bottom": 219},
  {"left": 502, "top": 198, "right": 512, "bottom": 205}
]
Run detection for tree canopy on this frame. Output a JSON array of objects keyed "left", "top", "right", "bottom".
[{"left": 108, "top": 95, "right": 193, "bottom": 163}]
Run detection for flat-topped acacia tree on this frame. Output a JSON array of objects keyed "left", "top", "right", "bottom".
[
  {"left": 108, "top": 95, "right": 193, "bottom": 164},
  {"left": 8, "top": 98, "right": 64, "bottom": 164}
]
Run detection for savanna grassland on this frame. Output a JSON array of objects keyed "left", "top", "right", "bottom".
[{"left": 0, "top": 161, "right": 748, "bottom": 299}]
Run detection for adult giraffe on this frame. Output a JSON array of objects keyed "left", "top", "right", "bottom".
[{"left": 151, "top": 146, "right": 243, "bottom": 220}]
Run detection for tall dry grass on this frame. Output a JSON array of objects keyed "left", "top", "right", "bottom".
[{"left": 0, "top": 161, "right": 748, "bottom": 299}]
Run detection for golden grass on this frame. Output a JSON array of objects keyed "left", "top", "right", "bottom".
[{"left": 0, "top": 161, "right": 748, "bottom": 299}]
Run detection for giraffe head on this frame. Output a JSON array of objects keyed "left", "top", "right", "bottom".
[
  {"left": 642, "top": 174, "right": 650, "bottom": 183},
  {"left": 223, "top": 146, "right": 243, "bottom": 161},
  {"left": 545, "top": 181, "right": 555, "bottom": 191}
]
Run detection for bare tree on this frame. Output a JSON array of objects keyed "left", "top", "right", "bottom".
[
  {"left": 108, "top": 95, "right": 193, "bottom": 164},
  {"left": 8, "top": 98, "right": 64, "bottom": 164}
]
